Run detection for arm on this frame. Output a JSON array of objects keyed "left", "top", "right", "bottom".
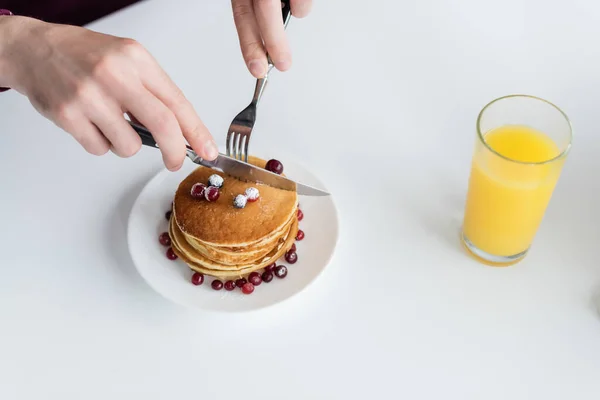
[{"left": 0, "top": 15, "right": 217, "bottom": 169}]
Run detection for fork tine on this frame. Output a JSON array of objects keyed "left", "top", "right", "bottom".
[
  {"left": 226, "top": 131, "right": 233, "bottom": 157},
  {"left": 243, "top": 135, "right": 249, "bottom": 163},
  {"left": 239, "top": 135, "right": 246, "bottom": 162},
  {"left": 234, "top": 133, "right": 241, "bottom": 160}
]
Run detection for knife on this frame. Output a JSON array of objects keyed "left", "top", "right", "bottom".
[{"left": 129, "top": 122, "right": 330, "bottom": 197}]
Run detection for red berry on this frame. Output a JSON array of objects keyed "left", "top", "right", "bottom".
[
  {"left": 166, "top": 247, "right": 178, "bottom": 260},
  {"left": 208, "top": 174, "right": 224, "bottom": 188},
  {"left": 204, "top": 186, "right": 220, "bottom": 202},
  {"left": 296, "top": 229, "right": 305, "bottom": 241},
  {"left": 235, "top": 278, "right": 247, "bottom": 288},
  {"left": 289, "top": 243, "right": 296, "bottom": 252},
  {"left": 245, "top": 187, "right": 260, "bottom": 202},
  {"left": 211, "top": 280, "right": 223, "bottom": 290},
  {"left": 285, "top": 251, "right": 298, "bottom": 264},
  {"left": 274, "top": 265, "right": 288, "bottom": 278},
  {"left": 159, "top": 232, "right": 171, "bottom": 246},
  {"left": 191, "top": 272, "right": 204, "bottom": 286},
  {"left": 248, "top": 271, "right": 262, "bottom": 286},
  {"left": 233, "top": 194, "right": 247, "bottom": 209},
  {"left": 190, "top": 183, "right": 206, "bottom": 199},
  {"left": 265, "top": 159, "right": 284, "bottom": 175},
  {"left": 264, "top": 263, "right": 276, "bottom": 273},
  {"left": 165, "top": 210, "right": 172, "bottom": 221},
  {"left": 224, "top": 280, "right": 236, "bottom": 291},
  {"left": 261, "top": 271, "right": 274, "bottom": 283},
  {"left": 297, "top": 209, "right": 304, "bottom": 221},
  {"left": 242, "top": 282, "right": 255, "bottom": 294}
]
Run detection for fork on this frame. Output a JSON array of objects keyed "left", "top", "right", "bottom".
[{"left": 226, "top": 0, "right": 292, "bottom": 162}]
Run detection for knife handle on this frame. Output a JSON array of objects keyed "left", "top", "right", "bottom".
[
  {"left": 129, "top": 121, "right": 159, "bottom": 148},
  {"left": 129, "top": 120, "right": 212, "bottom": 168},
  {"left": 282, "top": 0, "right": 291, "bottom": 27}
]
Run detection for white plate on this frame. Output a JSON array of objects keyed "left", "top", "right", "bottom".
[{"left": 127, "top": 158, "right": 339, "bottom": 312}]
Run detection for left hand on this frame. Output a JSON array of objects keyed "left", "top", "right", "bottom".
[{"left": 231, "top": 0, "right": 312, "bottom": 78}]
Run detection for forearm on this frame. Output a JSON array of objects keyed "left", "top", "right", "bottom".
[
  {"left": 0, "top": 16, "right": 48, "bottom": 90},
  {"left": 0, "top": 15, "right": 21, "bottom": 88}
]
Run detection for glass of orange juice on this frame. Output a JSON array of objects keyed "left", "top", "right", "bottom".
[{"left": 462, "top": 95, "right": 572, "bottom": 266}]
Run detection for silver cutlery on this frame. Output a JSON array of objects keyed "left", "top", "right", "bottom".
[
  {"left": 129, "top": 121, "right": 330, "bottom": 196},
  {"left": 225, "top": 0, "right": 292, "bottom": 162}
]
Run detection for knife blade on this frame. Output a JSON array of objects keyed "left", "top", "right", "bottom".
[{"left": 129, "top": 121, "right": 330, "bottom": 197}]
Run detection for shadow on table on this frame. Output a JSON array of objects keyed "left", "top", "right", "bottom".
[
  {"left": 103, "top": 168, "right": 162, "bottom": 297},
  {"left": 397, "top": 173, "right": 467, "bottom": 257},
  {"left": 591, "top": 285, "right": 600, "bottom": 318}
]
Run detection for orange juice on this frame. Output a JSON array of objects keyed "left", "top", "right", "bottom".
[{"left": 463, "top": 125, "right": 564, "bottom": 258}]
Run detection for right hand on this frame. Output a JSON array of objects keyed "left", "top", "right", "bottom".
[
  {"left": 231, "top": 0, "right": 312, "bottom": 78},
  {"left": 0, "top": 16, "right": 217, "bottom": 171}
]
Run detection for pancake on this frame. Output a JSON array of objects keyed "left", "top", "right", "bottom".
[
  {"left": 170, "top": 217, "right": 298, "bottom": 279},
  {"left": 173, "top": 155, "right": 298, "bottom": 247},
  {"left": 169, "top": 155, "right": 298, "bottom": 279},
  {"left": 183, "top": 215, "right": 296, "bottom": 265}
]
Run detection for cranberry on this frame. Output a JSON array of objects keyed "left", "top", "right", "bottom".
[
  {"left": 224, "top": 280, "right": 236, "bottom": 291},
  {"left": 289, "top": 243, "right": 297, "bottom": 252},
  {"left": 159, "top": 232, "right": 171, "bottom": 246},
  {"left": 211, "top": 280, "right": 224, "bottom": 290},
  {"left": 235, "top": 278, "right": 247, "bottom": 288},
  {"left": 242, "top": 282, "right": 255, "bottom": 295},
  {"left": 208, "top": 174, "right": 224, "bottom": 188},
  {"left": 166, "top": 247, "right": 178, "bottom": 260},
  {"left": 261, "top": 271, "right": 274, "bottom": 283},
  {"left": 191, "top": 272, "right": 204, "bottom": 286},
  {"left": 274, "top": 265, "right": 288, "bottom": 278},
  {"left": 264, "top": 263, "right": 276, "bottom": 273},
  {"left": 265, "top": 159, "right": 284, "bottom": 175},
  {"left": 245, "top": 187, "right": 260, "bottom": 202},
  {"left": 165, "top": 210, "right": 172, "bottom": 221},
  {"left": 248, "top": 272, "right": 262, "bottom": 286},
  {"left": 233, "top": 194, "right": 247, "bottom": 209},
  {"left": 285, "top": 251, "right": 298, "bottom": 264},
  {"left": 204, "top": 186, "right": 220, "bottom": 202},
  {"left": 296, "top": 229, "right": 305, "bottom": 241},
  {"left": 190, "top": 183, "right": 206, "bottom": 199},
  {"left": 297, "top": 209, "right": 304, "bottom": 221}
]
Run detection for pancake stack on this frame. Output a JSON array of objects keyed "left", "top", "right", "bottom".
[{"left": 169, "top": 156, "right": 298, "bottom": 280}]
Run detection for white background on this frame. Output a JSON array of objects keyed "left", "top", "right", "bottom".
[{"left": 2, "top": 0, "right": 600, "bottom": 398}]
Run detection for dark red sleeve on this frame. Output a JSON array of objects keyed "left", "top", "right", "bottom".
[{"left": 3, "top": 0, "right": 142, "bottom": 26}]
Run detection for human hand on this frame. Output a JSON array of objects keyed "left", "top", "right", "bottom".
[
  {"left": 0, "top": 16, "right": 217, "bottom": 170},
  {"left": 231, "top": 0, "right": 312, "bottom": 78}
]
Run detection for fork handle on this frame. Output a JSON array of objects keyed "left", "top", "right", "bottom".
[
  {"left": 256, "top": 1, "right": 291, "bottom": 106},
  {"left": 266, "top": 0, "right": 292, "bottom": 67},
  {"left": 252, "top": 75, "right": 270, "bottom": 106}
]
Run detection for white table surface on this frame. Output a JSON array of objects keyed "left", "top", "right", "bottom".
[{"left": 2, "top": 0, "right": 600, "bottom": 398}]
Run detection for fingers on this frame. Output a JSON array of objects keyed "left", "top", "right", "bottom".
[
  {"left": 76, "top": 124, "right": 112, "bottom": 156},
  {"left": 139, "top": 56, "right": 218, "bottom": 161},
  {"left": 253, "top": 0, "right": 292, "bottom": 71},
  {"left": 88, "top": 102, "right": 142, "bottom": 158},
  {"left": 51, "top": 103, "right": 111, "bottom": 156},
  {"left": 232, "top": 0, "right": 268, "bottom": 78},
  {"left": 290, "top": 0, "right": 312, "bottom": 18},
  {"left": 59, "top": 113, "right": 111, "bottom": 156},
  {"left": 122, "top": 88, "right": 187, "bottom": 171}
]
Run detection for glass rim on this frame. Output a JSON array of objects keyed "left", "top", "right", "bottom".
[{"left": 476, "top": 94, "right": 573, "bottom": 166}]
